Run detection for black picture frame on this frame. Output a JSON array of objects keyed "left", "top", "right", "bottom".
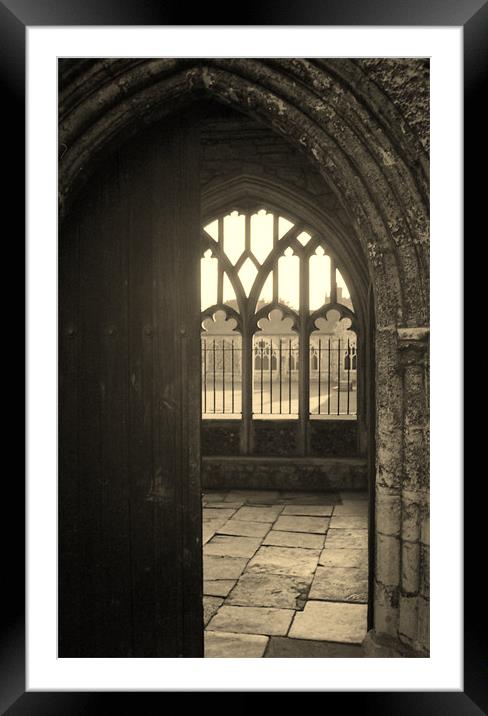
[{"left": 7, "top": 0, "right": 479, "bottom": 709}]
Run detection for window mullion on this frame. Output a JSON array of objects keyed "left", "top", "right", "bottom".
[
  {"left": 298, "top": 251, "right": 310, "bottom": 455},
  {"left": 217, "top": 217, "right": 224, "bottom": 304}
]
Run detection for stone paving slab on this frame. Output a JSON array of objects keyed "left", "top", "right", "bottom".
[
  {"left": 204, "top": 596, "right": 224, "bottom": 626},
  {"left": 207, "top": 605, "right": 295, "bottom": 636},
  {"left": 264, "top": 636, "right": 364, "bottom": 658},
  {"left": 225, "top": 490, "right": 280, "bottom": 504},
  {"left": 263, "top": 530, "right": 325, "bottom": 550},
  {"left": 218, "top": 519, "right": 272, "bottom": 539},
  {"left": 273, "top": 515, "right": 330, "bottom": 534},
  {"left": 288, "top": 601, "right": 368, "bottom": 644},
  {"left": 203, "top": 556, "right": 248, "bottom": 580},
  {"left": 203, "top": 580, "right": 237, "bottom": 598},
  {"left": 203, "top": 525, "right": 217, "bottom": 546},
  {"left": 325, "top": 528, "right": 368, "bottom": 549},
  {"left": 203, "top": 508, "right": 237, "bottom": 521},
  {"left": 203, "top": 517, "right": 230, "bottom": 545},
  {"left": 333, "top": 502, "right": 369, "bottom": 516},
  {"left": 205, "top": 501, "right": 245, "bottom": 509},
  {"left": 204, "top": 535, "right": 262, "bottom": 559},
  {"left": 233, "top": 505, "right": 283, "bottom": 523},
  {"left": 247, "top": 546, "right": 321, "bottom": 578},
  {"left": 205, "top": 631, "right": 269, "bottom": 658},
  {"left": 279, "top": 492, "right": 340, "bottom": 505},
  {"left": 330, "top": 515, "right": 368, "bottom": 530},
  {"left": 203, "top": 492, "right": 229, "bottom": 503},
  {"left": 227, "top": 572, "right": 312, "bottom": 610},
  {"left": 281, "top": 504, "right": 334, "bottom": 517},
  {"left": 319, "top": 547, "right": 368, "bottom": 569},
  {"left": 309, "top": 566, "right": 368, "bottom": 603}
]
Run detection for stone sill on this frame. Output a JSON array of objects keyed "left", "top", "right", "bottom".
[{"left": 202, "top": 455, "right": 368, "bottom": 491}]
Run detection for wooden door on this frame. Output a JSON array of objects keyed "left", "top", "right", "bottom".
[{"left": 59, "top": 115, "right": 203, "bottom": 656}]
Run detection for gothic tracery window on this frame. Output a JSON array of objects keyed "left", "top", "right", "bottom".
[{"left": 201, "top": 208, "right": 358, "bottom": 423}]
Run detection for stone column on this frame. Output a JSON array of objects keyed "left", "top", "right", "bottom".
[{"left": 364, "top": 326, "right": 429, "bottom": 657}]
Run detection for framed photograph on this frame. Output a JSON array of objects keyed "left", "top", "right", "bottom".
[{"left": 5, "top": 0, "right": 479, "bottom": 708}]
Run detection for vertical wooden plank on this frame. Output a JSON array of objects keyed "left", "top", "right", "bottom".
[
  {"left": 59, "top": 112, "right": 203, "bottom": 657},
  {"left": 58, "top": 207, "right": 81, "bottom": 656}
]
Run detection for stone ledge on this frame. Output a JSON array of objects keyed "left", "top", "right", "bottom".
[{"left": 202, "top": 456, "right": 368, "bottom": 491}]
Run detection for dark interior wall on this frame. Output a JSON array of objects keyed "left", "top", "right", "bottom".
[{"left": 200, "top": 105, "right": 351, "bottom": 229}]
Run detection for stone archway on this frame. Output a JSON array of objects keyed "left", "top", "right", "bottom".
[{"left": 59, "top": 59, "right": 430, "bottom": 656}]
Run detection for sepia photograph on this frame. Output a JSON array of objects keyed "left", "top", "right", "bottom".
[{"left": 58, "top": 56, "right": 430, "bottom": 659}]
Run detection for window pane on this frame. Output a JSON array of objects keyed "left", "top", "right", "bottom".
[
  {"left": 309, "top": 246, "right": 331, "bottom": 310},
  {"left": 203, "top": 219, "right": 219, "bottom": 240},
  {"left": 251, "top": 210, "right": 273, "bottom": 264},
  {"left": 336, "top": 268, "right": 354, "bottom": 310},
  {"left": 223, "top": 211, "right": 245, "bottom": 264},
  {"left": 238, "top": 257, "right": 258, "bottom": 296},
  {"left": 257, "top": 271, "right": 273, "bottom": 308},
  {"left": 278, "top": 248, "right": 299, "bottom": 310},
  {"left": 278, "top": 216, "right": 294, "bottom": 239},
  {"left": 201, "top": 249, "right": 218, "bottom": 310},
  {"left": 223, "top": 272, "right": 238, "bottom": 310},
  {"left": 297, "top": 231, "right": 312, "bottom": 246}
]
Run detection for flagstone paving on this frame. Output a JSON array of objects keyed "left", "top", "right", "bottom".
[{"left": 202, "top": 489, "right": 369, "bottom": 658}]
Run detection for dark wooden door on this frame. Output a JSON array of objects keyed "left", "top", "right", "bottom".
[{"left": 59, "top": 115, "right": 203, "bottom": 656}]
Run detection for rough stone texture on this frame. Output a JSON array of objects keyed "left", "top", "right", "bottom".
[
  {"left": 281, "top": 504, "right": 334, "bottom": 516},
  {"left": 325, "top": 529, "right": 368, "bottom": 550},
  {"left": 247, "top": 546, "right": 321, "bottom": 578},
  {"left": 207, "top": 605, "right": 295, "bottom": 636},
  {"left": 203, "top": 580, "right": 236, "bottom": 598},
  {"left": 333, "top": 502, "right": 369, "bottom": 516},
  {"left": 202, "top": 419, "right": 358, "bottom": 459},
  {"left": 263, "top": 530, "right": 325, "bottom": 550},
  {"left": 265, "top": 636, "right": 364, "bottom": 658},
  {"left": 273, "top": 515, "right": 330, "bottom": 534},
  {"left": 203, "top": 556, "right": 248, "bottom": 581},
  {"left": 289, "top": 601, "right": 368, "bottom": 644},
  {"left": 205, "top": 631, "right": 269, "bottom": 658},
  {"left": 203, "top": 508, "right": 237, "bottom": 522},
  {"left": 329, "top": 515, "right": 368, "bottom": 529},
  {"left": 356, "top": 58, "right": 430, "bottom": 153},
  {"left": 202, "top": 456, "right": 368, "bottom": 491},
  {"left": 60, "top": 58, "right": 430, "bottom": 656},
  {"left": 309, "top": 566, "right": 368, "bottom": 603},
  {"left": 375, "top": 533, "right": 401, "bottom": 587},
  {"left": 203, "top": 535, "right": 262, "bottom": 559},
  {"left": 227, "top": 572, "right": 311, "bottom": 610},
  {"left": 218, "top": 519, "right": 272, "bottom": 539},
  {"left": 203, "top": 596, "right": 224, "bottom": 626},
  {"left": 232, "top": 505, "right": 283, "bottom": 522},
  {"left": 319, "top": 547, "right": 368, "bottom": 569}
]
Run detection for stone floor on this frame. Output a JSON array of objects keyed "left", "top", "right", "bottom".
[{"left": 202, "top": 489, "right": 369, "bottom": 658}]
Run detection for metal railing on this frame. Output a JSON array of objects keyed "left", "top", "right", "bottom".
[
  {"left": 201, "top": 336, "right": 357, "bottom": 418},
  {"left": 309, "top": 338, "right": 357, "bottom": 417}
]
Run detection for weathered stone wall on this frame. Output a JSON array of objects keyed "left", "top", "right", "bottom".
[
  {"left": 202, "top": 419, "right": 358, "bottom": 458},
  {"left": 202, "top": 456, "right": 368, "bottom": 492},
  {"left": 59, "top": 58, "right": 430, "bottom": 657}
]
